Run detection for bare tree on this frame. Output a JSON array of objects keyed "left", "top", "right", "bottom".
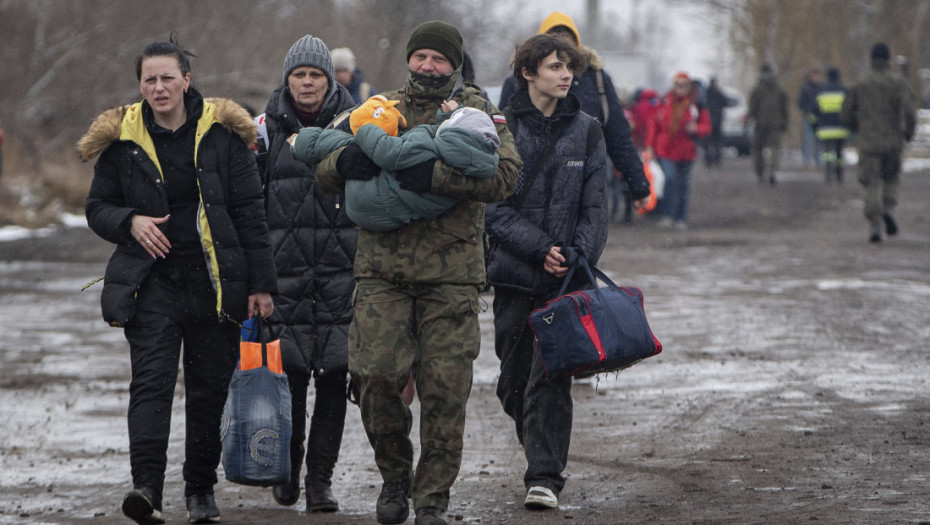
[
  {"left": 3, "top": 0, "right": 927, "bottom": 185},
  {"left": 703, "top": 0, "right": 930, "bottom": 146}
]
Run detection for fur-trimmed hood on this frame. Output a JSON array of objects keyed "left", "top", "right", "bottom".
[
  {"left": 580, "top": 44, "right": 604, "bottom": 72},
  {"left": 78, "top": 97, "right": 256, "bottom": 161}
]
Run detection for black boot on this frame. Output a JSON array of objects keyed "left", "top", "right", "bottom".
[
  {"left": 883, "top": 212, "right": 898, "bottom": 236},
  {"left": 305, "top": 419, "right": 343, "bottom": 512},
  {"left": 122, "top": 486, "right": 164, "bottom": 525},
  {"left": 273, "top": 435, "right": 304, "bottom": 506},
  {"left": 272, "top": 463, "right": 302, "bottom": 506},
  {"left": 186, "top": 493, "right": 220, "bottom": 524}
]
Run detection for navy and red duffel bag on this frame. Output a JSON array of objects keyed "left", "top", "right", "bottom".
[{"left": 528, "top": 257, "right": 662, "bottom": 381}]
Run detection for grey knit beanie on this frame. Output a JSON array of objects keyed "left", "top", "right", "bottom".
[
  {"left": 330, "top": 47, "right": 356, "bottom": 72},
  {"left": 437, "top": 107, "right": 501, "bottom": 149},
  {"left": 282, "top": 35, "right": 334, "bottom": 86}
]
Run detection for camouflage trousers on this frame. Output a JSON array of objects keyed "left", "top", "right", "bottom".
[
  {"left": 858, "top": 151, "right": 901, "bottom": 226},
  {"left": 753, "top": 126, "right": 783, "bottom": 178},
  {"left": 348, "top": 278, "right": 481, "bottom": 510}
]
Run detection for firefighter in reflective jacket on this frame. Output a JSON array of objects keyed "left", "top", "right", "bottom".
[{"left": 812, "top": 67, "right": 850, "bottom": 183}]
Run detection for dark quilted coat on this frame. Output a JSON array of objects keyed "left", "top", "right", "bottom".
[
  {"left": 260, "top": 82, "right": 358, "bottom": 378},
  {"left": 486, "top": 90, "right": 608, "bottom": 294}
]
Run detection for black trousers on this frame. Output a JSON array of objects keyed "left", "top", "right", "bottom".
[
  {"left": 493, "top": 287, "right": 573, "bottom": 494},
  {"left": 123, "top": 263, "right": 238, "bottom": 504},
  {"left": 287, "top": 369, "right": 348, "bottom": 482},
  {"left": 705, "top": 126, "right": 722, "bottom": 166}
]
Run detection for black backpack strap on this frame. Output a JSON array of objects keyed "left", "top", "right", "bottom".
[
  {"left": 595, "top": 69, "right": 609, "bottom": 126},
  {"left": 584, "top": 115, "right": 603, "bottom": 159}
]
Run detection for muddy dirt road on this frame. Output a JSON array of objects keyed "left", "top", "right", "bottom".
[{"left": 2, "top": 154, "right": 929, "bottom": 525}]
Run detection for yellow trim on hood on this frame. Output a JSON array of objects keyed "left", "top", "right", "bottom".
[
  {"left": 119, "top": 102, "right": 163, "bottom": 180},
  {"left": 538, "top": 11, "right": 581, "bottom": 46}
]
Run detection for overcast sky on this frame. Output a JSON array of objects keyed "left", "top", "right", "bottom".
[{"left": 512, "top": 0, "right": 721, "bottom": 85}]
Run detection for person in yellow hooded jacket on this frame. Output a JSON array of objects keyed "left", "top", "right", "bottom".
[
  {"left": 498, "top": 11, "right": 650, "bottom": 217},
  {"left": 79, "top": 36, "right": 276, "bottom": 525}
]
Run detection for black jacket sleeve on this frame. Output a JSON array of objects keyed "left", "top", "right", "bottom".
[{"left": 598, "top": 70, "right": 649, "bottom": 201}]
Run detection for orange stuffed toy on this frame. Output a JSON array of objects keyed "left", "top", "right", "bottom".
[{"left": 349, "top": 95, "right": 407, "bottom": 136}]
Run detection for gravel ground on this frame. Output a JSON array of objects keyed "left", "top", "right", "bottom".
[{"left": 2, "top": 152, "right": 930, "bottom": 525}]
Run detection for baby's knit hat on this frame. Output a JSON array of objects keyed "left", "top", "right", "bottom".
[
  {"left": 350, "top": 95, "right": 407, "bottom": 136},
  {"left": 331, "top": 47, "right": 356, "bottom": 72},
  {"left": 437, "top": 107, "right": 501, "bottom": 149},
  {"left": 282, "top": 35, "right": 334, "bottom": 86}
]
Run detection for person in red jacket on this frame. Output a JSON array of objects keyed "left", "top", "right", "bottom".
[
  {"left": 646, "top": 72, "right": 711, "bottom": 230},
  {"left": 631, "top": 88, "right": 659, "bottom": 150}
]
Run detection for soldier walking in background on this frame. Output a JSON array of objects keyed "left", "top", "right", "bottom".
[
  {"left": 748, "top": 63, "right": 789, "bottom": 185},
  {"left": 841, "top": 42, "right": 916, "bottom": 243}
]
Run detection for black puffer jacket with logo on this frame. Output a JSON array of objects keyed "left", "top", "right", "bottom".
[{"left": 486, "top": 90, "right": 608, "bottom": 295}]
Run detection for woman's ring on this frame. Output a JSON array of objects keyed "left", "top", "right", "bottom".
[{"left": 145, "top": 240, "right": 152, "bottom": 245}]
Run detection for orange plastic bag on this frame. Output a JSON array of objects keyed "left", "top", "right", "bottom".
[
  {"left": 240, "top": 339, "right": 283, "bottom": 374},
  {"left": 239, "top": 317, "right": 284, "bottom": 374},
  {"left": 637, "top": 150, "right": 664, "bottom": 215}
]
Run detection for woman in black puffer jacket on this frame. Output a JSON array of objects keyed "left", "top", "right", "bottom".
[
  {"left": 81, "top": 37, "right": 276, "bottom": 525},
  {"left": 254, "top": 35, "right": 357, "bottom": 513}
]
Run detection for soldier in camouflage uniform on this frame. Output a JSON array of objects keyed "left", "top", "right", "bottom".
[
  {"left": 748, "top": 63, "right": 789, "bottom": 185},
  {"left": 841, "top": 42, "right": 916, "bottom": 243},
  {"left": 297, "top": 20, "right": 521, "bottom": 525}
]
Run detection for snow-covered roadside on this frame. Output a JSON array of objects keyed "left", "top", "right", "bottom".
[{"left": 0, "top": 213, "right": 87, "bottom": 242}]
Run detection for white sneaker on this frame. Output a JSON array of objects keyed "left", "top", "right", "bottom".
[
  {"left": 657, "top": 217, "right": 673, "bottom": 229},
  {"left": 673, "top": 221, "right": 688, "bottom": 231},
  {"left": 524, "top": 486, "right": 558, "bottom": 509}
]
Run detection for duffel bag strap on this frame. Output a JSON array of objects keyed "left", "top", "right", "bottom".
[{"left": 556, "top": 256, "right": 622, "bottom": 297}]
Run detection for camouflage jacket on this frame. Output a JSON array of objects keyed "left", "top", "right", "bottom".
[
  {"left": 313, "top": 80, "right": 521, "bottom": 287},
  {"left": 749, "top": 76, "right": 789, "bottom": 131},
  {"left": 841, "top": 59, "right": 916, "bottom": 154}
]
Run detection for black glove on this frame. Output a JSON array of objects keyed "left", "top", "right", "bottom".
[
  {"left": 629, "top": 175, "right": 651, "bottom": 201},
  {"left": 394, "top": 159, "right": 436, "bottom": 193},
  {"left": 561, "top": 246, "right": 579, "bottom": 268},
  {"left": 336, "top": 143, "right": 380, "bottom": 181}
]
